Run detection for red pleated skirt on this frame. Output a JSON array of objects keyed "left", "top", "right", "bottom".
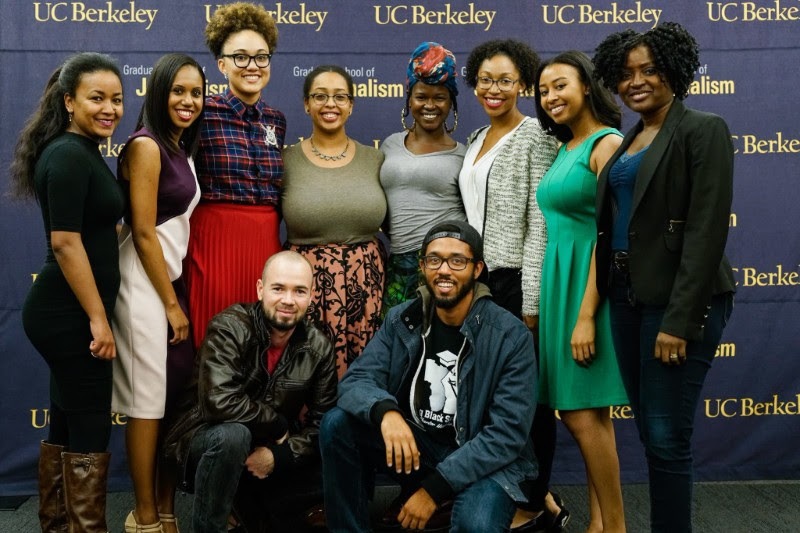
[{"left": 184, "top": 202, "right": 281, "bottom": 349}]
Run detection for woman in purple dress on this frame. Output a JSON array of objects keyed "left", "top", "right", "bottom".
[{"left": 112, "top": 53, "right": 205, "bottom": 533}]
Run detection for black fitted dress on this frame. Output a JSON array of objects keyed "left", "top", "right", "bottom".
[{"left": 22, "top": 132, "right": 124, "bottom": 419}]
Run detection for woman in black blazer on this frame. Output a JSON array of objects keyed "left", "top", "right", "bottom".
[{"left": 593, "top": 22, "right": 735, "bottom": 533}]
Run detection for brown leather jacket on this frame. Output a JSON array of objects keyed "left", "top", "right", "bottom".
[{"left": 162, "top": 302, "right": 337, "bottom": 489}]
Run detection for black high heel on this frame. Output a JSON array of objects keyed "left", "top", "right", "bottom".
[{"left": 511, "top": 492, "right": 570, "bottom": 532}]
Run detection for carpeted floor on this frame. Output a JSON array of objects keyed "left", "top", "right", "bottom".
[{"left": 1, "top": 481, "right": 798, "bottom": 532}]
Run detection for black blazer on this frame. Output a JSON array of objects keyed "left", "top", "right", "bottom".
[{"left": 596, "top": 99, "right": 736, "bottom": 341}]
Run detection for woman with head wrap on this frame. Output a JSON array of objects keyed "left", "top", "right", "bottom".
[{"left": 380, "top": 42, "right": 467, "bottom": 315}]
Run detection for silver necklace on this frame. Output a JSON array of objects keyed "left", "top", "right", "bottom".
[
  {"left": 567, "top": 125, "right": 600, "bottom": 151},
  {"left": 309, "top": 136, "right": 349, "bottom": 161}
]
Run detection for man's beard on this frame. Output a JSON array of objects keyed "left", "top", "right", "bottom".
[
  {"left": 426, "top": 274, "right": 475, "bottom": 310},
  {"left": 265, "top": 307, "right": 302, "bottom": 331}
]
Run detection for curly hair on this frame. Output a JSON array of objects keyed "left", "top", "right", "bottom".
[
  {"left": 593, "top": 21, "right": 699, "bottom": 100},
  {"left": 465, "top": 39, "right": 541, "bottom": 93},
  {"left": 9, "top": 52, "right": 121, "bottom": 199},
  {"left": 205, "top": 2, "right": 278, "bottom": 58},
  {"left": 534, "top": 51, "right": 621, "bottom": 144}
]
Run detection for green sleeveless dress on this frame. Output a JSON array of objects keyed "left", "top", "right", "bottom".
[{"left": 536, "top": 128, "right": 628, "bottom": 410}]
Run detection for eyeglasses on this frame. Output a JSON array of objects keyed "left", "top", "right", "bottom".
[
  {"left": 307, "top": 93, "right": 353, "bottom": 106},
  {"left": 220, "top": 53, "right": 272, "bottom": 68},
  {"left": 421, "top": 255, "right": 475, "bottom": 271},
  {"left": 476, "top": 76, "right": 519, "bottom": 92}
]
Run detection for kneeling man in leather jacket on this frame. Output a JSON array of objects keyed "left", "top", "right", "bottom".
[{"left": 163, "top": 251, "right": 337, "bottom": 533}]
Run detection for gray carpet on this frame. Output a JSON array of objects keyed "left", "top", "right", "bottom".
[{"left": 2, "top": 481, "right": 798, "bottom": 532}]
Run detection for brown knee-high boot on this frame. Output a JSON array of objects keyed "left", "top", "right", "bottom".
[
  {"left": 39, "top": 441, "right": 68, "bottom": 533},
  {"left": 62, "top": 451, "right": 110, "bottom": 533}
]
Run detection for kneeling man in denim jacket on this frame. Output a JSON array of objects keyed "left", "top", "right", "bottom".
[{"left": 321, "top": 220, "right": 538, "bottom": 532}]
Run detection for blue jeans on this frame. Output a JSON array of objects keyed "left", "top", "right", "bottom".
[
  {"left": 187, "top": 423, "right": 251, "bottom": 533},
  {"left": 609, "top": 275, "right": 733, "bottom": 533},
  {"left": 320, "top": 407, "right": 516, "bottom": 533}
]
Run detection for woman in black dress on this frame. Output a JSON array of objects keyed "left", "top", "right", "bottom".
[{"left": 10, "top": 52, "right": 125, "bottom": 533}]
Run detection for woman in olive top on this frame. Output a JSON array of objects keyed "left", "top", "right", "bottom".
[{"left": 283, "top": 65, "right": 386, "bottom": 379}]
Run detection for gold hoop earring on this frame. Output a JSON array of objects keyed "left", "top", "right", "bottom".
[{"left": 444, "top": 111, "right": 458, "bottom": 134}]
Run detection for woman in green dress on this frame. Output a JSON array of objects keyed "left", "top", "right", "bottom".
[{"left": 534, "top": 51, "right": 628, "bottom": 533}]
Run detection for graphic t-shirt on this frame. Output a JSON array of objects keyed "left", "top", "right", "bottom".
[{"left": 412, "top": 313, "right": 466, "bottom": 444}]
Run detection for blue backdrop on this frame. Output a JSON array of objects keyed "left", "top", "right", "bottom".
[{"left": 2, "top": 0, "right": 798, "bottom": 495}]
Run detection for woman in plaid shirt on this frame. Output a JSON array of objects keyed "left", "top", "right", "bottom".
[{"left": 185, "top": 2, "right": 286, "bottom": 350}]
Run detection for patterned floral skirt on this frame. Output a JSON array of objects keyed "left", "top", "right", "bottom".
[{"left": 288, "top": 240, "right": 386, "bottom": 379}]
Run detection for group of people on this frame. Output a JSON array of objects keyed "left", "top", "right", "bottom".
[{"left": 12, "top": 0, "right": 735, "bottom": 530}]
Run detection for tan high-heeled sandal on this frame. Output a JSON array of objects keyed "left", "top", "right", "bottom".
[
  {"left": 124, "top": 510, "right": 163, "bottom": 533},
  {"left": 159, "top": 512, "right": 180, "bottom": 533}
]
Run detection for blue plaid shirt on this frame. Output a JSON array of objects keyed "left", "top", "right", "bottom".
[{"left": 196, "top": 90, "right": 286, "bottom": 205}]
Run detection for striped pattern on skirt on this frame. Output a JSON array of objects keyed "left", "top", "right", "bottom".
[{"left": 184, "top": 202, "right": 282, "bottom": 349}]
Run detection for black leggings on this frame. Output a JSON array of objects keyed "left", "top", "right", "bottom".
[
  {"left": 46, "top": 351, "right": 112, "bottom": 453},
  {"left": 48, "top": 402, "right": 111, "bottom": 453},
  {"left": 483, "top": 268, "right": 556, "bottom": 512},
  {"left": 22, "top": 270, "right": 116, "bottom": 454}
]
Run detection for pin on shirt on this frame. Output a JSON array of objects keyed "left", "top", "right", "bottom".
[{"left": 262, "top": 124, "right": 279, "bottom": 147}]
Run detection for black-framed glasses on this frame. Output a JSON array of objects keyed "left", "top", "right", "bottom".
[
  {"left": 307, "top": 93, "right": 353, "bottom": 106},
  {"left": 220, "top": 53, "right": 272, "bottom": 68},
  {"left": 476, "top": 76, "right": 519, "bottom": 92},
  {"left": 421, "top": 255, "right": 475, "bottom": 271}
]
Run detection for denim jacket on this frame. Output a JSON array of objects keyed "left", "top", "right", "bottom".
[{"left": 337, "top": 283, "right": 538, "bottom": 502}]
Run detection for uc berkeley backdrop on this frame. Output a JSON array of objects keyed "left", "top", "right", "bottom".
[{"left": 1, "top": 0, "right": 798, "bottom": 495}]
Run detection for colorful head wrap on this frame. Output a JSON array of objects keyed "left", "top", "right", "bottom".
[{"left": 406, "top": 42, "right": 458, "bottom": 110}]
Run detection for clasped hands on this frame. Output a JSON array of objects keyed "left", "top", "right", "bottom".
[{"left": 244, "top": 431, "right": 289, "bottom": 479}]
